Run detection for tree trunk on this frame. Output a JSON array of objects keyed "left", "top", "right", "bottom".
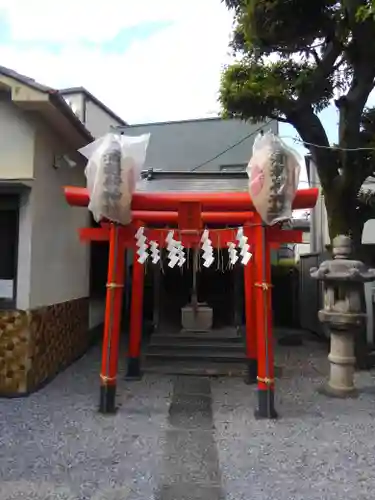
[{"left": 323, "top": 180, "right": 363, "bottom": 256}]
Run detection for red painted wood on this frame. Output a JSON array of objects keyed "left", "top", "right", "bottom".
[
  {"left": 87, "top": 211, "right": 257, "bottom": 225},
  {"left": 178, "top": 202, "right": 203, "bottom": 230},
  {"left": 268, "top": 228, "right": 302, "bottom": 243},
  {"left": 265, "top": 239, "right": 274, "bottom": 386},
  {"left": 100, "top": 224, "right": 125, "bottom": 386},
  {"left": 243, "top": 224, "right": 256, "bottom": 360},
  {"left": 253, "top": 215, "right": 275, "bottom": 391},
  {"left": 128, "top": 255, "right": 144, "bottom": 359},
  {"left": 64, "top": 186, "right": 319, "bottom": 211},
  {"left": 79, "top": 225, "right": 302, "bottom": 246}
]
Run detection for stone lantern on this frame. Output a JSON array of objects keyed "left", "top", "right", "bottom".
[{"left": 310, "top": 235, "right": 375, "bottom": 397}]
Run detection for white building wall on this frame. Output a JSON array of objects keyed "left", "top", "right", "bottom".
[
  {"left": 308, "top": 158, "right": 330, "bottom": 253},
  {"left": 0, "top": 100, "right": 35, "bottom": 180},
  {"left": 63, "top": 93, "right": 85, "bottom": 123},
  {"left": 363, "top": 219, "right": 375, "bottom": 244},
  {"left": 85, "top": 99, "right": 124, "bottom": 138},
  {"left": 361, "top": 179, "right": 375, "bottom": 245},
  {"left": 310, "top": 161, "right": 375, "bottom": 250},
  {"left": 16, "top": 189, "right": 33, "bottom": 309},
  {"left": 359, "top": 180, "right": 375, "bottom": 346},
  {"left": 62, "top": 91, "right": 125, "bottom": 138},
  {"left": 15, "top": 118, "right": 91, "bottom": 310},
  {"left": 29, "top": 124, "right": 90, "bottom": 308}
]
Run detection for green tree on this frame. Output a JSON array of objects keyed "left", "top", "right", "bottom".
[
  {"left": 358, "top": 0, "right": 375, "bottom": 18},
  {"left": 220, "top": 0, "right": 375, "bottom": 251}
]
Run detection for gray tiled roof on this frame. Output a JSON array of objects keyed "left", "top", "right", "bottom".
[{"left": 135, "top": 176, "right": 249, "bottom": 193}]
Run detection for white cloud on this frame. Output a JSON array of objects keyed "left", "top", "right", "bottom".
[
  {"left": 0, "top": 0, "right": 234, "bottom": 124},
  {"left": 0, "top": 0, "right": 315, "bottom": 190},
  {"left": 0, "top": 0, "right": 185, "bottom": 43}
]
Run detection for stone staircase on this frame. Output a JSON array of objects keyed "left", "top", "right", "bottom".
[{"left": 144, "top": 327, "right": 247, "bottom": 376}]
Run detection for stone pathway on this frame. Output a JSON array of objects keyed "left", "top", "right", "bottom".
[
  {"left": 155, "top": 377, "right": 224, "bottom": 500},
  {"left": 1, "top": 338, "right": 375, "bottom": 499}
]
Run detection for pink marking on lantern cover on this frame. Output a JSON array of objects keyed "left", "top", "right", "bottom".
[
  {"left": 127, "top": 168, "right": 136, "bottom": 194},
  {"left": 250, "top": 164, "right": 264, "bottom": 197}
]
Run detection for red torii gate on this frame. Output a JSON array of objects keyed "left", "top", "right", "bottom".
[{"left": 64, "top": 185, "right": 318, "bottom": 419}]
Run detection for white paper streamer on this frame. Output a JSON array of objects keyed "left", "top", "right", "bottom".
[
  {"left": 166, "top": 230, "right": 182, "bottom": 268},
  {"left": 135, "top": 226, "right": 149, "bottom": 264},
  {"left": 227, "top": 242, "right": 239, "bottom": 266},
  {"left": 201, "top": 229, "right": 214, "bottom": 268},
  {"left": 236, "top": 226, "right": 252, "bottom": 265},
  {"left": 177, "top": 243, "right": 186, "bottom": 267},
  {"left": 149, "top": 240, "right": 160, "bottom": 264}
]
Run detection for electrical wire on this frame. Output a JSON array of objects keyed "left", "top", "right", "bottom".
[
  {"left": 186, "top": 127, "right": 375, "bottom": 194},
  {"left": 281, "top": 135, "right": 375, "bottom": 152},
  {"left": 189, "top": 120, "right": 273, "bottom": 172},
  {"left": 189, "top": 125, "right": 375, "bottom": 176}
]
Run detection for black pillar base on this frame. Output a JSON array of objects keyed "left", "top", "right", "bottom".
[
  {"left": 125, "top": 357, "right": 143, "bottom": 381},
  {"left": 254, "top": 388, "right": 278, "bottom": 420},
  {"left": 99, "top": 384, "right": 117, "bottom": 415},
  {"left": 244, "top": 359, "right": 258, "bottom": 385}
]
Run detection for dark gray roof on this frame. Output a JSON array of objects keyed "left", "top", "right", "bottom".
[
  {"left": 135, "top": 172, "right": 311, "bottom": 232},
  {"left": 291, "top": 219, "right": 310, "bottom": 231},
  {"left": 116, "top": 118, "right": 276, "bottom": 173},
  {"left": 60, "top": 86, "right": 127, "bottom": 126},
  {"left": 136, "top": 177, "right": 248, "bottom": 193},
  {"left": 0, "top": 65, "right": 93, "bottom": 142},
  {"left": 136, "top": 171, "right": 248, "bottom": 193},
  {"left": 119, "top": 116, "right": 222, "bottom": 129}
]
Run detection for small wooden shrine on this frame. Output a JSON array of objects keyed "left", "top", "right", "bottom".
[{"left": 64, "top": 185, "right": 318, "bottom": 419}]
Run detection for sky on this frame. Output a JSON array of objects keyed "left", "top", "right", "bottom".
[
  {"left": 0, "top": 0, "right": 342, "bottom": 187},
  {"left": 0, "top": 0, "right": 234, "bottom": 123}
]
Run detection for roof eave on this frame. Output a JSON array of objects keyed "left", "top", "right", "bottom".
[
  {"left": 140, "top": 169, "right": 248, "bottom": 180},
  {"left": 60, "top": 86, "right": 128, "bottom": 127},
  {"left": 0, "top": 68, "right": 93, "bottom": 149}
]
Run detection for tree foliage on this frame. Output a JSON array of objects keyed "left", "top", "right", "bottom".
[
  {"left": 357, "top": 0, "right": 375, "bottom": 19},
  {"left": 220, "top": 0, "right": 375, "bottom": 248}
]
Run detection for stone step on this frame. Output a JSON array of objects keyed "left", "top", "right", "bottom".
[
  {"left": 145, "top": 349, "right": 246, "bottom": 363},
  {"left": 147, "top": 341, "right": 244, "bottom": 352},
  {"left": 144, "top": 359, "right": 247, "bottom": 377},
  {"left": 151, "top": 329, "right": 243, "bottom": 343}
]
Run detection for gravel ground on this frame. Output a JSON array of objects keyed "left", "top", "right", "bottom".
[
  {"left": 0, "top": 345, "right": 172, "bottom": 500},
  {"left": 212, "top": 338, "right": 375, "bottom": 500},
  {"left": 1, "top": 336, "right": 375, "bottom": 499}
]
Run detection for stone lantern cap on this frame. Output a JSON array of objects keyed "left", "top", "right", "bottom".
[{"left": 310, "top": 235, "right": 375, "bottom": 283}]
